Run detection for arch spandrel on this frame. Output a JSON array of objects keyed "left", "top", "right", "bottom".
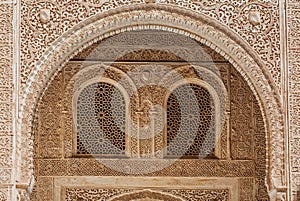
[{"left": 19, "top": 4, "right": 285, "bottom": 199}]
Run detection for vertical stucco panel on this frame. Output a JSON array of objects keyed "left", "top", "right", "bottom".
[
  {"left": 0, "top": 1, "right": 14, "bottom": 200},
  {"left": 288, "top": 1, "right": 300, "bottom": 200}
]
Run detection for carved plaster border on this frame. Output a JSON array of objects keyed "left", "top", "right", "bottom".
[
  {"left": 54, "top": 176, "right": 238, "bottom": 201},
  {"left": 18, "top": 4, "right": 285, "bottom": 197}
]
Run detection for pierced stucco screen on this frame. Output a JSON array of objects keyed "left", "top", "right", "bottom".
[
  {"left": 166, "top": 83, "right": 215, "bottom": 158},
  {"left": 76, "top": 82, "right": 126, "bottom": 156}
]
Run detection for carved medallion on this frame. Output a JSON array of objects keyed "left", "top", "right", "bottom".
[
  {"left": 39, "top": 9, "right": 50, "bottom": 24},
  {"left": 248, "top": 10, "right": 261, "bottom": 26}
]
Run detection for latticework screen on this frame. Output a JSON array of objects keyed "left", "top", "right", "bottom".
[
  {"left": 76, "top": 82, "right": 126, "bottom": 155},
  {"left": 166, "top": 83, "right": 215, "bottom": 158}
]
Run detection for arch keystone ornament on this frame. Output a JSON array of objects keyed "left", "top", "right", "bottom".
[{"left": 18, "top": 4, "right": 287, "bottom": 200}]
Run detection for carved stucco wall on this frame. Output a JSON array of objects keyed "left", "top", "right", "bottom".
[
  {"left": 0, "top": 0, "right": 299, "bottom": 200},
  {"left": 19, "top": 1, "right": 286, "bottom": 195},
  {"left": 20, "top": 1, "right": 285, "bottom": 200}
]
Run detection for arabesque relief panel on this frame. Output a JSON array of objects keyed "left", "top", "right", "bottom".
[{"left": 52, "top": 177, "right": 239, "bottom": 201}]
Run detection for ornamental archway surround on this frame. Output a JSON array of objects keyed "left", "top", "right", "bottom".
[{"left": 19, "top": 4, "right": 285, "bottom": 199}]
